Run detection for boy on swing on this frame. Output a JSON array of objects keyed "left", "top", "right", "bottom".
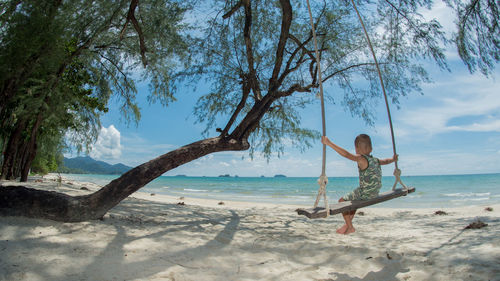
[{"left": 321, "top": 134, "right": 398, "bottom": 234}]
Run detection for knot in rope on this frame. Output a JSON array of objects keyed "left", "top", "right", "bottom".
[
  {"left": 317, "top": 174, "right": 329, "bottom": 187},
  {"left": 391, "top": 167, "right": 409, "bottom": 191},
  {"left": 393, "top": 167, "right": 401, "bottom": 178}
]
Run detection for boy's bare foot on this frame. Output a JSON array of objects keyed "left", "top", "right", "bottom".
[
  {"left": 336, "top": 224, "right": 348, "bottom": 234},
  {"left": 344, "top": 226, "right": 355, "bottom": 235}
]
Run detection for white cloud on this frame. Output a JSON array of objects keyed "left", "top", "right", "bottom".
[
  {"left": 90, "top": 125, "right": 122, "bottom": 160},
  {"left": 388, "top": 73, "right": 500, "bottom": 137},
  {"left": 448, "top": 119, "right": 500, "bottom": 132},
  {"left": 420, "top": 1, "right": 458, "bottom": 34}
]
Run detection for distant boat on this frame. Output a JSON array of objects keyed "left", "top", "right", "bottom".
[
  {"left": 274, "top": 174, "right": 287, "bottom": 178},
  {"left": 218, "top": 174, "right": 231, "bottom": 177}
]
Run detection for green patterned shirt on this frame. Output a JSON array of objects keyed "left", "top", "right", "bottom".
[{"left": 343, "top": 155, "right": 382, "bottom": 201}]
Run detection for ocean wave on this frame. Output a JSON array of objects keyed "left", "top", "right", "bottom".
[
  {"left": 443, "top": 192, "right": 490, "bottom": 197},
  {"left": 451, "top": 197, "right": 490, "bottom": 202},
  {"left": 184, "top": 188, "right": 209, "bottom": 192}
]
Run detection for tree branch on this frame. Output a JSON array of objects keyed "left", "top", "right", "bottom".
[
  {"left": 382, "top": 0, "right": 421, "bottom": 33},
  {"left": 322, "top": 62, "right": 378, "bottom": 83},
  {"left": 120, "top": 0, "right": 148, "bottom": 67},
  {"left": 222, "top": 0, "right": 263, "bottom": 137},
  {"left": 97, "top": 53, "right": 134, "bottom": 92},
  {"left": 222, "top": 0, "right": 243, "bottom": 19},
  {"left": 242, "top": 0, "right": 262, "bottom": 100},
  {"left": 276, "top": 62, "right": 380, "bottom": 99},
  {"left": 222, "top": 75, "right": 251, "bottom": 136},
  {"left": 288, "top": 34, "right": 316, "bottom": 60},
  {"left": 269, "top": 0, "right": 293, "bottom": 92},
  {"left": 278, "top": 34, "right": 314, "bottom": 84},
  {"left": 277, "top": 83, "right": 314, "bottom": 97},
  {"left": 231, "top": 94, "right": 276, "bottom": 140},
  {"left": 459, "top": 0, "right": 480, "bottom": 34}
]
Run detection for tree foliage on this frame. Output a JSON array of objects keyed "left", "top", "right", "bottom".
[
  {"left": 0, "top": 0, "right": 190, "bottom": 180},
  {"left": 445, "top": 0, "right": 499, "bottom": 75},
  {"left": 185, "top": 0, "right": 444, "bottom": 158}
]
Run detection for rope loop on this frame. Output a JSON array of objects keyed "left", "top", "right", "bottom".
[
  {"left": 391, "top": 167, "right": 409, "bottom": 191},
  {"left": 317, "top": 174, "right": 329, "bottom": 186},
  {"left": 393, "top": 167, "right": 401, "bottom": 178}
]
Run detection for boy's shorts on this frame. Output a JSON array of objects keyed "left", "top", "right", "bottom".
[{"left": 343, "top": 186, "right": 379, "bottom": 201}]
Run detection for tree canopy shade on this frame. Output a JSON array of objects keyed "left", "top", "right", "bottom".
[
  {"left": 0, "top": 0, "right": 498, "bottom": 222},
  {"left": 0, "top": 0, "right": 189, "bottom": 181}
]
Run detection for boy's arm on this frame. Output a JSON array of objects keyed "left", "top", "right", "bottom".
[
  {"left": 379, "top": 154, "right": 398, "bottom": 165},
  {"left": 321, "top": 136, "right": 362, "bottom": 162}
]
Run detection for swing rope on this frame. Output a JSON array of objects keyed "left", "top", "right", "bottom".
[
  {"left": 306, "top": 0, "right": 329, "bottom": 215},
  {"left": 297, "top": 1, "right": 415, "bottom": 219},
  {"left": 349, "top": 0, "right": 408, "bottom": 190}
]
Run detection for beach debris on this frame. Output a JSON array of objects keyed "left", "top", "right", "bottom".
[
  {"left": 365, "top": 256, "right": 373, "bottom": 260},
  {"left": 150, "top": 193, "right": 156, "bottom": 196},
  {"left": 177, "top": 202, "right": 185, "bottom": 206},
  {"left": 465, "top": 219, "right": 488, "bottom": 229},
  {"left": 218, "top": 201, "right": 225, "bottom": 205},
  {"left": 80, "top": 187, "right": 89, "bottom": 191},
  {"left": 485, "top": 207, "right": 493, "bottom": 212},
  {"left": 357, "top": 211, "right": 365, "bottom": 216},
  {"left": 434, "top": 210, "right": 448, "bottom": 216},
  {"left": 34, "top": 179, "right": 43, "bottom": 183},
  {"left": 386, "top": 252, "right": 393, "bottom": 260}
]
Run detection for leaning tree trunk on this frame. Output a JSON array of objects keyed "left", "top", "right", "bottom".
[
  {"left": 12, "top": 141, "right": 28, "bottom": 180},
  {"left": 20, "top": 112, "right": 44, "bottom": 182},
  {"left": 0, "top": 136, "right": 248, "bottom": 222},
  {"left": 20, "top": 141, "right": 37, "bottom": 182},
  {"left": 0, "top": 119, "right": 27, "bottom": 180}
]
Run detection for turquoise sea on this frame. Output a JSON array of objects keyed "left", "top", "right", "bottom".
[{"left": 61, "top": 173, "right": 500, "bottom": 209}]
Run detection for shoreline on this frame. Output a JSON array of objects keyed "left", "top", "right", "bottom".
[
  {"left": 1, "top": 174, "right": 499, "bottom": 280},
  {"left": 45, "top": 173, "right": 500, "bottom": 209},
  {"left": 3, "top": 173, "right": 499, "bottom": 213},
  {"left": 26, "top": 173, "right": 500, "bottom": 212}
]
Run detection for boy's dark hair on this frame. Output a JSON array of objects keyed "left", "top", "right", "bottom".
[{"left": 354, "top": 134, "right": 372, "bottom": 150}]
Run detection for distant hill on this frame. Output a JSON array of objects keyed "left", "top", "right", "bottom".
[{"left": 61, "top": 156, "right": 132, "bottom": 175}]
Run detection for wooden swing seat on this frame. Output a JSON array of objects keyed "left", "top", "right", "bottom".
[{"left": 296, "top": 187, "right": 416, "bottom": 219}]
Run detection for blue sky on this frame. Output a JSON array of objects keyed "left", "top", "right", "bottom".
[
  {"left": 71, "top": 3, "right": 500, "bottom": 177},
  {"left": 82, "top": 58, "right": 499, "bottom": 177}
]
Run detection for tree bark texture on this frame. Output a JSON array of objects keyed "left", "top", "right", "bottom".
[
  {"left": 0, "top": 137, "right": 249, "bottom": 222},
  {"left": 1, "top": 119, "right": 27, "bottom": 180},
  {"left": 20, "top": 112, "right": 44, "bottom": 182}
]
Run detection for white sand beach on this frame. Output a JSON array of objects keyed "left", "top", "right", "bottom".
[{"left": 1, "top": 174, "right": 499, "bottom": 281}]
